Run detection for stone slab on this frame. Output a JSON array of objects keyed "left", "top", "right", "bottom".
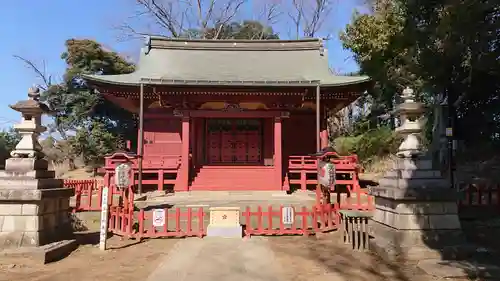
[
  {"left": 369, "top": 220, "right": 470, "bottom": 261},
  {"left": 0, "top": 221, "right": 74, "bottom": 248},
  {"left": 147, "top": 237, "right": 284, "bottom": 281},
  {"left": 391, "top": 158, "right": 433, "bottom": 170},
  {"left": 374, "top": 197, "right": 458, "bottom": 215},
  {"left": 4, "top": 158, "right": 49, "bottom": 173},
  {"left": 206, "top": 225, "right": 243, "bottom": 238},
  {"left": 0, "top": 188, "right": 74, "bottom": 201},
  {"left": 418, "top": 259, "right": 500, "bottom": 279},
  {"left": 0, "top": 170, "right": 55, "bottom": 179},
  {"left": 0, "top": 239, "right": 77, "bottom": 265},
  {"left": 0, "top": 178, "right": 63, "bottom": 190},
  {"left": 371, "top": 185, "right": 456, "bottom": 200}
]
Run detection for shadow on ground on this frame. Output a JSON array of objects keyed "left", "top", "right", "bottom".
[{"left": 269, "top": 234, "right": 421, "bottom": 281}]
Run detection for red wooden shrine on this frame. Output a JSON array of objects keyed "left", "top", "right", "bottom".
[{"left": 84, "top": 37, "right": 371, "bottom": 193}]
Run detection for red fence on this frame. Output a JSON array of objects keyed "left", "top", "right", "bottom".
[
  {"left": 242, "top": 204, "right": 339, "bottom": 237},
  {"left": 286, "top": 155, "right": 362, "bottom": 192},
  {"left": 108, "top": 206, "right": 206, "bottom": 239},
  {"left": 64, "top": 179, "right": 104, "bottom": 212},
  {"left": 67, "top": 179, "right": 500, "bottom": 213},
  {"left": 458, "top": 183, "right": 500, "bottom": 208}
]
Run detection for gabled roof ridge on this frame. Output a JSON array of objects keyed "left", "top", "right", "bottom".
[{"left": 146, "top": 36, "right": 324, "bottom": 52}]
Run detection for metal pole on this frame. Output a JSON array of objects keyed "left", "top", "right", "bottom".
[
  {"left": 138, "top": 83, "right": 144, "bottom": 195},
  {"left": 316, "top": 84, "right": 321, "bottom": 151},
  {"left": 315, "top": 84, "right": 322, "bottom": 207},
  {"left": 447, "top": 94, "right": 455, "bottom": 190}
]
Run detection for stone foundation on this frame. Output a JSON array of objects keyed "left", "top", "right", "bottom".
[
  {"left": 370, "top": 158, "right": 466, "bottom": 261},
  {"left": 372, "top": 197, "right": 461, "bottom": 230},
  {"left": 0, "top": 88, "right": 77, "bottom": 263},
  {"left": 0, "top": 158, "right": 75, "bottom": 260},
  {"left": 370, "top": 220, "right": 468, "bottom": 261},
  {"left": 0, "top": 196, "right": 73, "bottom": 248}
]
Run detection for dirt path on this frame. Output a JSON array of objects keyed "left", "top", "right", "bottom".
[
  {"left": 268, "top": 234, "right": 439, "bottom": 281},
  {"left": 147, "top": 237, "right": 284, "bottom": 281},
  {"left": 0, "top": 235, "right": 178, "bottom": 281}
]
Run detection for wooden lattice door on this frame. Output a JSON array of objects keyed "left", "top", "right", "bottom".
[{"left": 206, "top": 119, "right": 262, "bottom": 164}]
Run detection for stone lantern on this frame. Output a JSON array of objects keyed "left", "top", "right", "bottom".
[
  {"left": 0, "top": 87, "right": 75, "bottom": 263},
  {"left": 395, "top": 87, "right": 425, "bottom": 158},
  {"left": 9, "top": 87, "right": 48, "bottom": 159},
  {"left": 369, "top": 87, "right": 464, "bottom": 261}
]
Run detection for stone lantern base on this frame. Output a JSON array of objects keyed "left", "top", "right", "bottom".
[
  {"left": 0, "top": 158, "right": 76, "bottom": 264},
  {"left": 369, "top": 158, "right": 467, "bottom": 261}
]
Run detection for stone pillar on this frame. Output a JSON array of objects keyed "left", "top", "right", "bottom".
[
  {"left": 0, "top": 87, "right": 75, "bottom": 263},
  {"left": 370, "top": 87, "right": 464, "bottom": 261}
]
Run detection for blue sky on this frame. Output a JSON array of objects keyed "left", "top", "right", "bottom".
[{"left": 0, "top": 0, "right": 365, "bottom": 130}]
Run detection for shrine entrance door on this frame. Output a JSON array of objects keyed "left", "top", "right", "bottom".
[{"left": 206, "top": 119, "right": 262, "bottom": 164}]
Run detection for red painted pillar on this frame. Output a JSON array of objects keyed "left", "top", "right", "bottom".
[
  {"left": 320, "top": 130, "right": 328, "bottom": 149},
  {"left": 177, "top": 116, "right": 190, "bottom": 191},
  {"left": 274, "top": 117, "right": 283, "bottom": 190}
]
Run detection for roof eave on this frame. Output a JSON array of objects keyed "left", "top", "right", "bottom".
[
  {"left": 319, "top": 76, "right": 372, "bottom": 87},
  {"left": 82, "top": 74, "right": 139, "bottom": 87},
  {"left": 83, "top": 74, "right": 320, "bottom": 87},
  {"left": 83, "top": 74, "right": 372, "bottom": 89}
]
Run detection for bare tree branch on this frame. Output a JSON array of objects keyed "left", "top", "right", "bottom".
[
  {"left": 127, "top": 0, "right": 247, "bottom": 39},
  {"left": 13, "top": 55, "right": 52, "bottom": 91},
  {"left": 288, "top": 0, "right": 334, "bottom": 39}
]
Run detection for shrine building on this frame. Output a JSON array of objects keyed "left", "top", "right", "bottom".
[{"left": 83, "top": 37, "right": 371, "bottom": 193}]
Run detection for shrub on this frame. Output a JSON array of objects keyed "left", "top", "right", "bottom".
[{"left": 335, "top": 126, "right": 400, "bottom": 165}]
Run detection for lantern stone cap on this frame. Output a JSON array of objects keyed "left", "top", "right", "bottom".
[
  {"left": 401, "top": 87, "right": 414, "bottom": 99},
  {"left": 397, "top": 87, "right": 425, "bottom": 113},
  {"left": 397, "top": 101, "right": 425, "bottom": 113},
  {"left": 9, "top": 87, "right": 50, "bottom": 113}
]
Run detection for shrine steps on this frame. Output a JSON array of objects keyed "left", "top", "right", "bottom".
[{"left": 189, "top": 166, "right": 278, "bottom": 190}]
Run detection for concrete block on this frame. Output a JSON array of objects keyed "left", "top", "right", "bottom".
[
  {"left": 395, "top": 213, "right": 430, "bottom": 230},
  {"left": 41, "top": 199, "right": 57, "bottom": 214},
  {"left": 0, "top": 239, "right": 77, "bottom": 264},
  {"left": 22, "top": 203, "right": 40, "bottom": 215},
  {"left": 42, "top": 213, "right": 56, "bottom": 231},
  {"left": 428, "top": 214, "right": 461, "bottom": 230},
  {"left": 4, "top": 158, "right": 49, "bottom": 173},
  {"left": 1, "top": 216, "right": 42, "bottom": 232},
  {"left": 0, "top": 178, "right": 63, "bottom": 190},
  {"left": 59, "top": 198, "right": 70, "bottom": 211},
  {"left": 25, "top": 216, "right": 43, "bottom": 231},
  {"left": 206, "top": 225, "right": 243, "bottom": 238},
  {"left": 0, "top": 204, "right": 22, "bottom": 216},
  {"left": 0, "top": 188, "right": 74, "bottom": 201}
]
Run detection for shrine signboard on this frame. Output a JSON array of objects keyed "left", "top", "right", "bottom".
[
  {"left": 318, "top": 160, "right": 335, "bottom": 188},
  {"left": 114, "top": 163, "right": 131, "bottom": 189},
  {"left": 281, "top": 206, "right": 294, "bottom": 225}
]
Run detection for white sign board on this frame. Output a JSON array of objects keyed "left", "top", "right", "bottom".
[
  {"left": 445, "top": 127, "right": 453, "bottom": 137},
  {"left": 281, "top": 206, "right": 294, "bottom": 225},
  {"left": 318, "top": 161, "right": 335, "bottom": 188},
  {"left": 114, "top": 163, "right": 131, "bottom": 189},
  {"left": 152, "top": 209, "right": 166, "bottom": 227},
  {"left": 99, "top": 186, "right": 109, "bottom": 251}
]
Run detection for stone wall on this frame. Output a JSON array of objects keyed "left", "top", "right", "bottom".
[{"left": 0, "top": 190, "right": 73, "bottom": 249}]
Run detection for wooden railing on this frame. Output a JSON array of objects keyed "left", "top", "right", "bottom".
[{"left": 285, "top": 155, "right": 361, "bottom": 192}]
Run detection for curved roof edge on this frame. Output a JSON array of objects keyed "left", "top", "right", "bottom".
[
  {"left": 81, "top": 36, "right": 371, "bottom": 89},
  {"left": 83, "top": 73, "right": 371, "bottom": 88},
  {"left": 145, "top": 36, "right": 324, "bottom": 52}
]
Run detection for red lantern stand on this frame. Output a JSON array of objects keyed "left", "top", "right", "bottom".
[
  {"left": 312, "top": 150, "right": 340, "bottom": 230},
  {"left": 314, "top": 151, "right": 340, "bottom": 206}
]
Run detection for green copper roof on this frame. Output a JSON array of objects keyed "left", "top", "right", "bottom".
[{"left": 83, "top": 36, "right": 370, "bottom": 87}]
